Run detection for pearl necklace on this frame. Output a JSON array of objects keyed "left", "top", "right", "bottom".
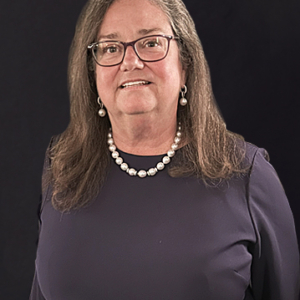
[{"left": 107, "top": 124, "right": 182, "bottom": 178}]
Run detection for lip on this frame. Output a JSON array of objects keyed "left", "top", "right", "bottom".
[{"left": 119, "top": 79, "right": 152, "bottom": 89}]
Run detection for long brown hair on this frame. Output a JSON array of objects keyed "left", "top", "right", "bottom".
[{"left": 45, "top": 0, "right": 246, "bottom": 211}]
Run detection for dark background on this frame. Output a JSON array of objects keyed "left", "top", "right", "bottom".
[{"left": 1, "top": 0, "right": 300, "bottom": 298}]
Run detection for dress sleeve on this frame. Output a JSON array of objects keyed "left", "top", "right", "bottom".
[
  {"left": 29, "top": 271, "right": 46, "bottom": 300},
  {"left": 29, "top": 137, "right": 57, "bottom": 300},
  {"left": 247, "top": 148, "right": 300, "bottom": 299}
]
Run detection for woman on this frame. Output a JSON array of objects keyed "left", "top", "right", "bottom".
[{"left": 30, "top": 0, "right": 299, "bottom": 299}]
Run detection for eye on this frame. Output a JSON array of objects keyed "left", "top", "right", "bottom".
[
  {"left": 142, "top": 38, "right": 161, "bottom": 48},
  {"left": 98, "top": 42, "right": 122, "bottom": 55},
  {"left": 104, "top": 45, "right": 118, "bottom": 53},
  {"left": 146, "top": 40, "right": 159, "bottom": 47},
  {"left": 105, "top": 46, "right": 119, "bottom": 53}
]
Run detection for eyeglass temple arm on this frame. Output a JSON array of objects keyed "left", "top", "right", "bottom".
[{"left": 87, "top": 43, "right": 97, "bottom": 49}]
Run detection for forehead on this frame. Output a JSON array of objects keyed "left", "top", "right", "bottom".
[{"left": 98, "top": 0, "right": 172, "bottom": 39}]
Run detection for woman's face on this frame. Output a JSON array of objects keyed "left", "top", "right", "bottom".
[{"left": 95, "top": 0, "right": 186, "bottom": 123}]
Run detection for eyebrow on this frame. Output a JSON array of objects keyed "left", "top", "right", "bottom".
[
  {"left": 138, "top": 28, "right": 164, "bottom": 35},
  {"left": 98, "top": 28, "right": 165, "bottom": 40}
]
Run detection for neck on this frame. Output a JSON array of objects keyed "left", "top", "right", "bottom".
[{"left": 108, "top": 114, "right": 177, "bottom": 155}]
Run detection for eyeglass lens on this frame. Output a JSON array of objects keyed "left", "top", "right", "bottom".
[{"left": 93, "top": 36, "right": 169, "bottom": 66}]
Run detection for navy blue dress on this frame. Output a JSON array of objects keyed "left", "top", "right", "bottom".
[{"left": 30, "top": 142, "right": 299, "bottom": 300}]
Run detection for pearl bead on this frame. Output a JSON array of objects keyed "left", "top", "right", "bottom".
[
  {"left": 179, "top": 97, "right": 187, "bottom": 106},
  {"left": 147, "top": 168, "right": 157, "bottom": 176},
  {"left": 167, "top": 150, "right": 175, "bottom": 157},
  {"left": 112, "top": 151, "right": 119, "bottom": 158},
  {"left": 121, "top": 163, "right": 128, "bottom": 171},
  {"left": 107, "top": 138, "right": 114, "bottom": 145},
  {"left": 157, "top": 162, "right": 165, "bottom": 170},
  {"left": 128, "top": 168, "right": 137, "bottom": 176},
  {"left": 162, "top": 156, "right": 170, "bottom": 164},
  {"left": 178, "top": 126, "right": 182, "bottom": 131},
  {"left": 109, "top": 145, "right": 116, "bottom": 152},
  {"left": 174, "top": 137, "right": 181, "bottom": 144},
  {"left": 98, "top": 109, "right": 106, "bottom": 117},
  {"left": 115, "top": 157, "right": 123, "bottom": 165},
  {"left": 171, "top": 143, "right": 178, "bottom": 150},
  {"left": 107, "top": 133, "right": 112, "bottom": 138},
  {"left": 176, "top": 131, "right": 182, "bottom": 137},
  {"left": 138, "top": 170, "right": 147, "bottom": 178}
]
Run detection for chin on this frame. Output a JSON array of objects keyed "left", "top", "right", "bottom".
[
  {"left": 123, "top": 108, "right": 153, "bottom": 116},
  {"left": 120, "top": 100, "right": 156, "bottom": 115}
]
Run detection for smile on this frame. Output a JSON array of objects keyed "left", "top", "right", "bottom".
[{"left": 121, "top": 81, "right": 151, "bottom": 89}]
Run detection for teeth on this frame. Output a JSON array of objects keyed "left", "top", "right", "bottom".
[{"left": 122, "top": 81, "right": 149, "bottom": 88}]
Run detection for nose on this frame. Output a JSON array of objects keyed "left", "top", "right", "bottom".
[{"left": 119, "top": 45, "right": 144, "bottom": 71}]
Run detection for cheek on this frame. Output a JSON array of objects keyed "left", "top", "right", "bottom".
[
  {"left": 154, "top": 59, "right": 183, "bottom": 90},
  {"left": 95, "top": 67, "right": 118, "bottom": 95}
]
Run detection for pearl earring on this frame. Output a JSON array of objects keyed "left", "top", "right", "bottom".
[
  {"left": 97, "top": 97, "right": 106, "bottom": 117},
  {"left": 179, "top": 85, "right": 188, "bottom": 106}
]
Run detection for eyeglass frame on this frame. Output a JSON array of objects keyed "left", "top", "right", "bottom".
[{"left": 87, "top": 34, "right": 180, "bottom": 67}]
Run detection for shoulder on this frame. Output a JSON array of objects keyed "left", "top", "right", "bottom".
[
  {"left": 242, "top": 142, "right": 287, "bottom": 201},
  {"left": 237, "top": 141, "right": 292, "bottom": 222},
  {"left": 244, "top": 142, "right": 293, "bottom": 233},
  {"left": 243, "top": 142, "right": 282, "bottom": 188},
  {"left": 238, "top": 142, "right": 277, "bottom": 184},
  {"left": 44, "top": 134, "right": 61, "bottom": 165},
  {"left": 243, "top": 142, "right": 269, "bottom": 169},
  {"left": 41, "top": 134, "right": 61, "bottom": 191}
]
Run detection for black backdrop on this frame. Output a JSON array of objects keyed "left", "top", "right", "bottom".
[{"left": 1, "top": 0, "right": 300, "bottom": 298}]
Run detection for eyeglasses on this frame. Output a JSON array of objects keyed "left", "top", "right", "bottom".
[{"left": 87, "top": 34, "right": 179, "bottom": 67}]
